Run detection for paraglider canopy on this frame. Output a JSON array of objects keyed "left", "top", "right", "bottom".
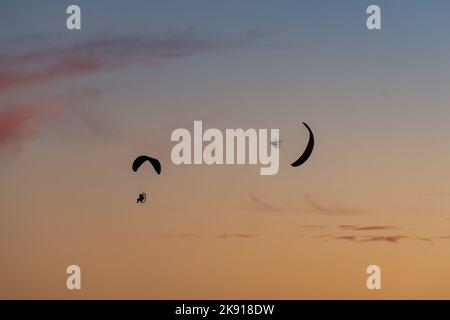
[{"left": 132, "top": 155, "right": 161, "bottom": 175}]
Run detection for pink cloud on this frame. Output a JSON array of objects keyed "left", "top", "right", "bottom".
[
  {"left": 0, "top": 101, "right": 62, "bottom": 148},
  {"left": 0, "top": 30, "right": 253, "bottom": 93},
  {"left": 0, "top": 58, "right": 103, "bottom": 92},
  {"left": 338, "top": 225, "right": 399, "bottom": 231}
]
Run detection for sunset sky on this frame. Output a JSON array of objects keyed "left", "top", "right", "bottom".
[{"left": 1, "top": 0, "right": 450, "bottom": 299}]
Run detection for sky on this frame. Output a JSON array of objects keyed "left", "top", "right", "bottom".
[{"left": 1, "top": 0, "right": 450, "bottom": 299}]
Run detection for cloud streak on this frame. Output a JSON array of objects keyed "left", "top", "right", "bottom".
[
  {"left": 299, "top": 225, "right": 327, "bottom": 230},
  {"left": 158, "top": 230, "right": 440, "bottom": 244},
  {"left": 248, "top": 193, "right": 287, "bottom": 213},
  {"left": 0, "top": 59, "right": 103, "bottom": 92},
  {"left": 305, "top": 195, "right": 360, "bottom": 215},
  {"left": 1, "top": 29, "right": 258, "bottom": 150},
  {"left": 155, "top": 233, "right": 260, "bottom": 240},
  {"left": 0, "top": 100, "right": 62, "bottom": 149},
  {"left": 301, "top": 225, "right": 437, "bottom": 244},
  {"left": 338, "top": 225, "right": 399, "bottom": 231},
  {"left": 359, "top": 236, "right": 408, "bottom": 243},
  {"left": 0, "top": 29, "right": 257, "bottom": 93},
  {"left": 212, "top": 233, "right": 260, "bottom": 240},
  {"left": 329, "top": 235, "right": 432, "bottom": 244}
]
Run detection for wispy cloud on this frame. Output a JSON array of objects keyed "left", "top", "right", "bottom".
[
  {"left": 414, "top": 237, "right": 434, "bottom": 243},
  {"left": 329, "top": 235, "right": 433, "bottom": 244},
  {"left": 158, "top": 230, "right": 437, "bottom": 244},
  {"left": 299, "top": 225, "right": 327, "bottom": 230},
  {"left": 359, "top": 236, "right": 408, "bottom": 243},
  {"left": 0, "top": 100, "right": 62, "bottom": 149},
  {"left": 304, "top": 195, "right": 360, "bottom": 215},
  {"left": 301, "top": 225, "right": 400, "bottom": 232},
  {"left": 248, "top": 193, "right": 287, "bottom": 213},
  {"left": 304, "top": 225, "right": 436, "bottom": 244},
  {"left": 0, "top": 59, "right": 103, "bottom": 92},
  {"left": 155, "top": 232, "right": 260, "bottom": 240},
  {"left": 155, "top": 233, "right": 200, "bottom": 239},
  {"left": 338, "top": 225, "right": 399, "bottom": 231},
  {"left": 212, "top": 233, "right": 260, "bottom": 240},
  {"left": 335, "top": 236, "right": 358, "bottom": 242},
  {"left": 1, "top": 29, "right": 260, "bottom": 150},
  {"left": 0, "top": 29, "right": 259, "bottom": 93}
]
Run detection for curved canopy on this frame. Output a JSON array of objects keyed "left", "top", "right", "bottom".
[
  {"left": 132, "top": 155, "right": 161, "bottom": 175},
  {"left": 290, "top": 122, "right": 314, "bottom": 168}
]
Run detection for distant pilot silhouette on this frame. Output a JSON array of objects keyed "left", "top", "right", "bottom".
[{"left": 136, "top": 192, "right": 146, "bottom": 204}]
